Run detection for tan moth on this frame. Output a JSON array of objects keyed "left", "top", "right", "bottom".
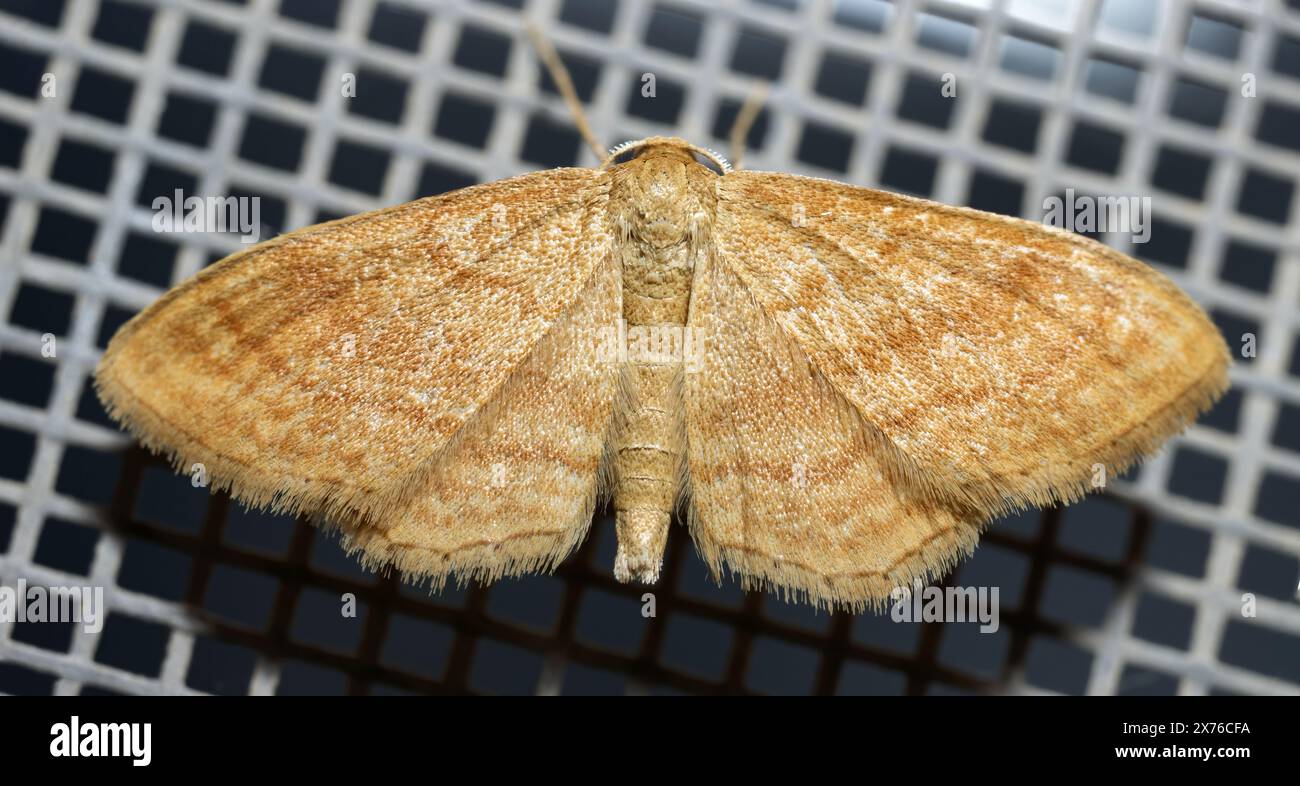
[{"left": 95, "top": 31, "right": 1229, "bottom": 612}]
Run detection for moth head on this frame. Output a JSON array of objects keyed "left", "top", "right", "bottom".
[
  {"left": 605, "top": 137, "right": 720, "bottom": 248},
  {"left": 601, "top": 137, "right": 732, "bottom": 175}
]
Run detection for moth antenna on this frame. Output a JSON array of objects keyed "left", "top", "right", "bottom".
[
  {"left": 700, "top": 147, "right": 733, "bottom": 174},
  {"left": 525, "top": 21, "right": 605, "bottom": 162},
  {"left": 597, "top": 140, "right": 635, "bottom": 169},
  {"left": 729, "top": 82, "right": 769, "bottom": 171}
]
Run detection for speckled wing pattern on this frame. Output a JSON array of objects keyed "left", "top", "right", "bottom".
[
  {"left": 684, "top": 252, "right": 980, "bottom": 609},
  {"left": 336, "top": 254, "right": 622, "bottom": 585},
  {"left": 707, "top": 171, "right": 1229, "bottom": 542},
  {"left": 97, "top": 168, "right": 616, "bottom": 583}
]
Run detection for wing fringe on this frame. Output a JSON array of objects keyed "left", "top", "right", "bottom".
[
  {"left": 686, "top": 504, "right": 984, "bottom": 613},
  {"left": 945, "top": 343, "right": 1231, "bottom": 518}
]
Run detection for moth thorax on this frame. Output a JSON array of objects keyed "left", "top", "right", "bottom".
[{"left": 621, "top": 242, "right": 694, "bottom": 325}]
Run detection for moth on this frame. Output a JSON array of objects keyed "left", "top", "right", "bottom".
[{"left": 96, "top": 35, "right": 1229, "bottom": 612}]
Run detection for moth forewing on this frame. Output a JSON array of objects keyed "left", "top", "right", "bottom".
[
  {"left": 713, "top": 171, "right": 1230, "bottom": 524},
  {"left": 95, "top": 169, "right": 617, "bottom": 571}
]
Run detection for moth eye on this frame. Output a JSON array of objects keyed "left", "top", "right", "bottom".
[
  {"left": 608, "top": 141, "right": 645, "bottom": 165},
  {"left": 693, "top": 152, "right": 728, "bottom": 176},
  {"left": 691, "top": 147, "right": 732, "bottom": 175}
]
